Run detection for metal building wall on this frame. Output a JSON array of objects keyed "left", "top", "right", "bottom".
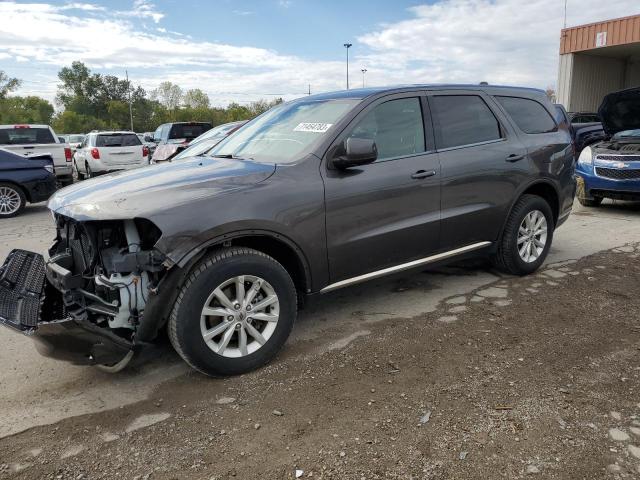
[
  {"left": 567, "top": 54, "right": 626, "bottom": 111},
  {"left": 556, "top": 54, "right": 574, "bottom": 108}
]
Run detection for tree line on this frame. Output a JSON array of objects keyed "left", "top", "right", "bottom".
[{"left": 0, "top": 62, "right": 283, "bottom": 133}]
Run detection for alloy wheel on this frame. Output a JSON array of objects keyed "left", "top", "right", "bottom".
[
  {"left": 0, "top": 186, "right": 21, "bottom": 215},
  {"left": 200, "top": 275, "right": 280, "bottom": 358},
  {"left": 517, "top": 210, "right": 548, "bottom": 263}
]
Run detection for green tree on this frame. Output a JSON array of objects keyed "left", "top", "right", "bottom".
[
  {"left": 183, "top": 88, "right": 210, "bottom": 109},
  {"left": 0, "top": 71, "right": 21, "bottom": 100},
  {"left": 0, "top": 96, "right": 54, "bottom": 124},
  {"left": 151, "top": 81, "right": 182, "bottom": 111},
  {"left": 52, "top": 110, "right": 107, "bottom": 134}
]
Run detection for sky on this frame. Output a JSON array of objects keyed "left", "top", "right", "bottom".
[{"left": 0, "top": 0, "right": 638, "bottom": 107}]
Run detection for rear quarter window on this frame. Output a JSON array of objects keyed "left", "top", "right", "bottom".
[
  {"left": 431, "top": 95, "right": 502, "bottom": 149},
  {"left": 496, "top": 96, "right": 557, "bottom": 134},
  {"left": 96, "top": 134, "right": 141, "bottom": 147},
  {"left": 0, "top": 127, "right": 56, "bottom": 145}
]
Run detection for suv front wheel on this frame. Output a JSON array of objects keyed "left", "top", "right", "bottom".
[
  {"left": 492, "top": 194, "right": 554, "bottom": 276},
  {"left": 168, "top": 247, "right": 297, "bottom": 376}
]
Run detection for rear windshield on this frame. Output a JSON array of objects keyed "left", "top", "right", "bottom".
[
  {"left": 67, "top": 135, "right": 85, "bottom": 143},
  {"left": 169, "top": 124, "right": 211, "bottom": 140},
  {"left": 96, "top": 134, "right": 141, "bottom": 147},
  {"left": 0, "top": 127, "right": 56, "bottom": 145}
]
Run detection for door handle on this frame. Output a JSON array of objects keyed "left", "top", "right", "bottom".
[
  {"left": 411, "top": 170, "right": 437, "bottom": 179},
  {"left": 506, "top": 154, "right": 525, "bottom": 162}
]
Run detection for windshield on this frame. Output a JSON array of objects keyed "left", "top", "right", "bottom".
[
  {"left": 67, "top": 135, "right": 84, "bottom": 143},
  {"left": 169, "top": 123, "right": 211, "bottom": 140},
  {"left": 613, "top": 129, "right": 640, "bottom": 139},
  {"left": 208, "top": 99, "right": 359, "bottom": 163},
  {"left": 96, "top": 133, "right": 141, "bottom": 147},
  {"left": 193, "top": 122, "right": 243, "bottom": 144},
  {"left": 174, "top": 139, "right": 221, "bottom": 160},
  {"left": 0, "top": 127, "right": 55, "bottom": 145}
]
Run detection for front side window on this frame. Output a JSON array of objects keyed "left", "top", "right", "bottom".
[
  {"left": 209, "top": 99, "right": 358, "bottom": 164},
  {"left": 432, "top": 95, "right": 502, "bottom": 149},
  {"left": 154, "top": 125, "right": 165, "bottom": 141},
  {"left": 496, "top": 96, "right": 557, "bottom": 134},
  {"left": 345, "top": 97, "right": 426, "bottom": 161}
]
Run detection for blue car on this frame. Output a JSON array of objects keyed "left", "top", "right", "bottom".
[
  {"left": 0, "top": 148, "right": 57, "bottom": 218},
  {"left": 576, "top": 87, "right": 640, "bottom": 207}
]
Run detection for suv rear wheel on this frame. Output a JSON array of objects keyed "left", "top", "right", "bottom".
[
  {"left": 492, "top": 194, "right": 554, "bottom": 276},
  {"left": 168, "top": 247, "right": 297, "bottom": 376}
]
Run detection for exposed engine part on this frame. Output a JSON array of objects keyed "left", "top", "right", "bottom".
[{"left": 96, "top": 272, "right": 150, "bottom": 329}]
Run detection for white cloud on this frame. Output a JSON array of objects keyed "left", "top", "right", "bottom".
[
  {"left": 126, "top": 0, "right": 164, "bottom": 23},
  {"left": 356, "top": 0, "right": 639, "bottom": 88},
  {"left": 1, "top": 0, "right": 638, "bottom": 107}
]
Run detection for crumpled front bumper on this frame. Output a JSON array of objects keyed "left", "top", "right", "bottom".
[{"left": 0, "top": 249, "right": 134, "bottom": 365}]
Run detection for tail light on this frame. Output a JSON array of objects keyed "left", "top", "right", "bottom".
[
  {"left": 142, "top": 145, "right": 150, "bottom": 158},
  {"left": 64, "top": 147, "right": 72, "bottom": 162},
  {"left": 91, "top": 148, "right": 100, "bottom": 159}
]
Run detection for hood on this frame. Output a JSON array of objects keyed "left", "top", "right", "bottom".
[
  {"left": 48, "top": 156, "right": 275, "bottom": 221},
  {"left": 598, "top": 87, "right": 640, "bottom": 135}
]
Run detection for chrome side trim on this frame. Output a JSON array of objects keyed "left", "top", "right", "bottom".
[{"left": 320, "top": 241, "right": 492, "bottom": 294}]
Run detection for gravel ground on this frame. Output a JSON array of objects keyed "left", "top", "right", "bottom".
[{"left": 1, "top": 243, "right": 639, "bottom": 479}]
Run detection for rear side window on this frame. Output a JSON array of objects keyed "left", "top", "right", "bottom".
[
  {"left": 431, "top": 95, "right": 502, "bottom": 149},
  {"left": 96, "top": 134, "right": 141, "bottom": 147},
  {"left": 346, "top": 97, "right": 425, "bottom": 161},
  {"left": 169, "top": 124, "right": 211, "bottom": 140},
  {"left": 496, "top": 96, "right": 557, "bottom": 134},
  {"left": 0, "top": 127, "right": 56, "bottom": 145}
]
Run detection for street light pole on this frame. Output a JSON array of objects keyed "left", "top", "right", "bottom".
[
  {"left": 125, "top": 70, "right": 134, "bottom": 132},
  {"left": 343, "top": 43, "right": 352, "bottom": 89},
  {"left": 361, "top": 68, "right": 367, "bottom": 88}
]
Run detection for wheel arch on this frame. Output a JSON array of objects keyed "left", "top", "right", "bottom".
[
  {"left": 503, "top": 180, "right": 560, "bottom": 234},
  {"left": 0, "top": 180, "right": 30, "bottom": 203},
  {"left": 138, "top": 230, "right": 312, "bottom": 343}
]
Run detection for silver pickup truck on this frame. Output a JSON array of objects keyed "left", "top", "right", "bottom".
[{"left": 0, "top": 124, "right": 73, "bottom": 185}]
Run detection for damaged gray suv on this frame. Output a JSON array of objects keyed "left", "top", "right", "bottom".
[{"left": 0, "top": 85, "right": 576, "bottom": 376}]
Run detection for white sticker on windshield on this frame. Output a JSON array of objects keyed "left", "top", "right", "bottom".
[{"left": 293, "top": 122, "right": 333, "bottom": 133}]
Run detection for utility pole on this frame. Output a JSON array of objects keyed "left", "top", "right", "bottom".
[
  {"left": 361, "top": 68, "right": 367, "bottom": 88},
  {"left": 343, "top": 43, "right": 352, "bottom": 89},
  {"left": 563, "top": 0, "right": 567, "bottom": 28},
  {"left": 125, "top": 70, "right": 134, "bottom": 132},
  {"left": 308, "top": 84, "right": 311, "bottom": 95}
]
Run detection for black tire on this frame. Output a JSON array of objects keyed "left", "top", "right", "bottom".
[
  {"left": 85, "top": 163, "right": 93, "bottom": 179},
  {"left": 168, "top": 247, "right": 297, "bottom": 377},
  {"left": 59, "top": 176, "right": 74, "bottom": 187},
  {"left": 492, "top": 194, "right": 554, "bottom": 276},
  {"left": 73, "top": 161, "right": 84, "bottom": 181},
  {"left": 578, "top": 196, "right": 602, "bottom": 207},
  {"left": 0, "top": 182, "right": 26, "bottom": 218}
]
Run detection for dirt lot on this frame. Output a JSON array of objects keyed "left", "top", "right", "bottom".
[{"left": 1, "top": 242, "right": 639, "bottom": 479}]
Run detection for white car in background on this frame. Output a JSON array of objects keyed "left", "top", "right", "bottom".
[
  {"left": 73, "top": 131, "right": 150, "bottom": 179},
  {"left": 63, "top": 134, "right": 85, "bottom": 151}
]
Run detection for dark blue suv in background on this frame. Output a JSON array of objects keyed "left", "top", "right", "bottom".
[{"left": 0, "top": 148, "right": 57, "bottom": 218}]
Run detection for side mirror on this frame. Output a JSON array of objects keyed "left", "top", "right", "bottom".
[
  {"left": 332, "top": 137, "right": 377, "bottom": 169},
  {"left": 144, "top": 135, "right": 154, "bottom": 143}
]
